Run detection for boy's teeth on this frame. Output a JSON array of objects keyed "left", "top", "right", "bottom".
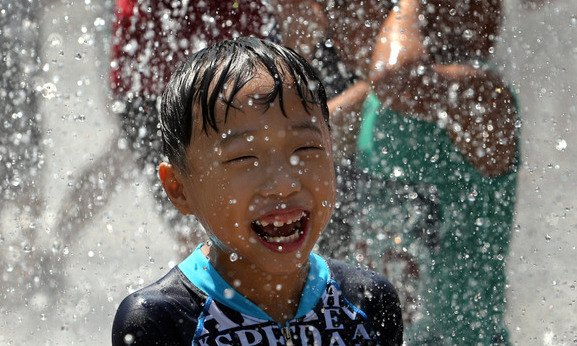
[
  {"left": 256, "top": 212, "right": 306, "bottom": 228},
  {"left": 264, "top": 231, "right": 302, "bottom": 244}
]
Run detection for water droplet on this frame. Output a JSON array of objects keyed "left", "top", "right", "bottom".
[
  {"left": 417, "top": 65, "right": 426, "bottom": 75},
  {"left": 224, "top": 288, "right": 235, "bottom": 299},
  {"left": 545, "top": 234, "right": 551, "bottom": 241},
  {"left": 555, "top": 139, "right": 567, "bottom": 151},
  {"left": 290, "top": 155, "right": 300, "bottom": 166},
  {"left": 93, "top": 17, "right": 105, "bottom": 28},
  {"left": 41, "top": 83, "right": 58, "bottom": 99},
  {"left": 11, "top": 176, "right": 21, "bottom": 187},
  {"left": 88, "top": 250, "right": 95, "bottom": 258},
  {"left": 23, "top": 244, "right": 33, "bottom": 253},
  {"left": 276, "top": 284, "right": 283, "bottom": 291},
  {"left": 124, "top": 334, "right": 135, "bottom": 344},
  {"left": 228, "top": 199, "right": 237, "bottom": 205},
  {"left": 246, "top": 135, "right": 254, "bottom": 142},
  {"left": 229, "top": 253, "right": 238, "bottom": 262}
]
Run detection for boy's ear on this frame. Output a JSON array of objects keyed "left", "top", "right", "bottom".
[{"left": 158, "top": 162, "right": 195, "bottom": 215}]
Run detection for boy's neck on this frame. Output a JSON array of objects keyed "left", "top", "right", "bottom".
[{"left": 202, "top": 244, "right": 310, "bottom": 324}]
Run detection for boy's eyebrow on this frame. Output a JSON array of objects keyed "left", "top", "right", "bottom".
[
  {"left": 218, "top": 120, "right": 323, "bottom": 148},
  {"left": 290, "top": 120, "right": 324, "bottom": 136}
]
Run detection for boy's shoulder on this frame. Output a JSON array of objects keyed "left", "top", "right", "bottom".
[
  {"left": 111, "top": 267, "right": 205, "bottom": 345},
  {"left": 327, "top": 257, "right": 398, "bottom": 298},
  {"left": 326, "top": 257, "right": 404, "bottom": 344}
]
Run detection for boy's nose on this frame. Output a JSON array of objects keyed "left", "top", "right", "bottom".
[{"left": 258, "top": 164, "right": 302, "bottom": 198}]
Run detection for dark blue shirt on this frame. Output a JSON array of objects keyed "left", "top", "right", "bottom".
[{"left": 112, "top": 246, "right": 403, "bottom": 345}]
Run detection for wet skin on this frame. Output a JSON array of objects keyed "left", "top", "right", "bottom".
[{"left": 159, "top": 73, "right": 336, "bottom": 322}]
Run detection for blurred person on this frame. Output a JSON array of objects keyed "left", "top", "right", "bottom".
[{"left": 350, "top": 0, "right": 519, "bottom": 343}]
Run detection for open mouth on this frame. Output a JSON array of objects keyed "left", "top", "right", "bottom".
[{"left": 251, "top": 211, "right": 309, "bottom": 248}]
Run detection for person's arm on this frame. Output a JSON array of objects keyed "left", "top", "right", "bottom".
[
  {"left": 112, "top": 293, "right": 182, "bottom": 346},
  {"left": 326, "top": 0, "right": 422, "bottom": 159},
  {"left": 368, "top": 0, "right": 517, "bottom": 177},
  {"left": 327, "top": 81, "right": 370, "bottom": 162},
  {"left": 371, "top": 62, "right": 518, "bottom": 178},
  {"left": 325, "top": 0, "right": 396, "bottom": 157},
  {"left": 368, "top": 0, "right": 424, "bottom": 83}
]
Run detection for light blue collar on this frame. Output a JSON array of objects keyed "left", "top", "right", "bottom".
[{"left": 178, "top": 244, "right": 329, "bottom": 322}]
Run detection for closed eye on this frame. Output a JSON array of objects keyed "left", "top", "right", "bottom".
[
  {"left": 296, "top": 145, "right": 323, "bottom": 152},
  {"left": 225, "top": 155, "right": 257, "bottom": 164}
]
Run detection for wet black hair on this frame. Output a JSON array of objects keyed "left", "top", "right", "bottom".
[{"left": 160, "top": 37, "right": 330, "bottom": 171}]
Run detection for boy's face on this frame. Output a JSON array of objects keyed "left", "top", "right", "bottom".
[{"left": 172, "top": 73, "right": 336, "bottom": 276}]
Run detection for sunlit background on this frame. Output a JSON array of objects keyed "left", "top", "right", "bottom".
[{"left": 1, "top": 0, "right": 576, "bottom": 344}]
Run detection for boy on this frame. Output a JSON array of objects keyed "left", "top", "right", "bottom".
[{"left": 112, "top": 37, "right": 403, "bottom": 345}]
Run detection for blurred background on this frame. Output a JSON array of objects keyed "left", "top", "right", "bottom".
[{"left": 0, "top": 0, "right": 576, "bottom": 344}]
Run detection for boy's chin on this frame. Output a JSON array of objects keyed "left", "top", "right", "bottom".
[{"left": 253, "top": 254, "right": 313, "bottom": 277}]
